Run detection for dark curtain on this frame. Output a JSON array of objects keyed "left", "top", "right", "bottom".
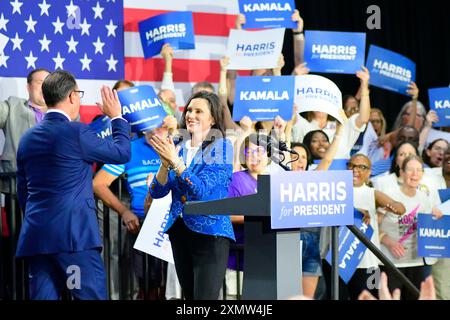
[{"left": 281, "top": 0, "right": 450, "bottom": 131}]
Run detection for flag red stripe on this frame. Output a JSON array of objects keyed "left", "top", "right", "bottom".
[
  {"left": 124, "top": 8, "right": 236, "bottom": 37},
  {"left": 125, "top": 57, "right": 221, "bottom": 82},
  {"left": 125, "top": 57, "right": 251, "bottom": 82},
  {"left": 80, "top": 105, "right": 103, "bottom": 124}
]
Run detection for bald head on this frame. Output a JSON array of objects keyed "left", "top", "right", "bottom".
[{"left": 396, "top": 126, "right": 419, "bottom": 148}]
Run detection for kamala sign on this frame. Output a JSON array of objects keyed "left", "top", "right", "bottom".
[
  {"left": 233, "top": 76, "right": 295, "bottom": 121},
  {"left": 118, "top": 85, "right": 167, "bottom": 133},
  {"left": 238, "top": 0, "right": 296, "bottom": 29}
]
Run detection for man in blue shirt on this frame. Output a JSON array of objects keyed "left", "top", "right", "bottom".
[{"left": 93, "top": 116, "right": 176, "bottom": 299}]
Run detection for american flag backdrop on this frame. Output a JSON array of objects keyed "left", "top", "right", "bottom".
[{"left": 0, "top": 0, "right": 240, "bottom": 122}]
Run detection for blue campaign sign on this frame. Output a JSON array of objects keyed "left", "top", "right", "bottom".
[
  {"left": 304, "top": 31, "right": 366, "bottom": 74},
  {"left": 418, "top": 214, "right": 450, "bottom": 258},
  {"left": 428, "top": 88, "right": 450, "bottom": 128},
  {"left": 325, "top": 210, "right": 374, "bottom": 284},
  {"left": 118, "top": 85, "right": 167, "bottom": 133},
  {"left": 439, "top": 189, "right": 450, "bottom": 203},
  {"left": 89, "top": 115, "right": 112, "bottom": 139},
  {"left": 271, "top": 170, "right": 354, "bottom": 229},
  {"left": 366, "top": 45, "right": 416, "bottom": 96},
  {"left": 239, "top": 0, "right": 296, "bottom": 29},
  {"left": 313, "top": 159, "right": 348, "bottom": 171},
  {"left": 138, "top": 11, "right": 195, "bottom": 58},
  {"left": 233, "top": 76, "right": 295, "bottom": 121}
]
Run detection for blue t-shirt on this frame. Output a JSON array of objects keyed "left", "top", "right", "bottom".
[{"left": 103, "top": 136, "right": 161, "bottom": 218}]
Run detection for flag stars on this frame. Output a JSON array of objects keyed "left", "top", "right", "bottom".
[
  {"left": 11, "top": 32, "right": 23, "bottom": 51},
  {"left": 52, "top": 17, "right": 64, "bottom": 34},
  {"left": 66, "top": 0, "right": 78, "bottom": 18},
  {"left": 92, "top": 37, "right": 105, "bottom": 55},
  {"left": 66, "top": 35, "right": 78, "bottom": 53},
  {"left": 0, "top": 54, "right": 9, "bottom": 68},
  {"left": 106, "top": 54, "right": 118, "bottom": 72},
  {"left": 24, "top": 15, "right": 37, "bottom": 33},
  {"left": 105, "top": 19, "right": 117, "bottom": 37},
  {"left": 25, "top": 51, "right": 38, "bottom": 69},
  {"left": 52, "top": 52, "right": 65, "bottom": 70},
  {"left": 0, "top": 13, "right": 9, "bottom": 32},
  {"left": 10, "top": 0, "right": 23, "bottom": 15},
  {"left": 79, "top": 18, "right": 91, "bottom": 36},
  {"left": 92, "top": 1, "right": 104, "bottom": 20},
  {"left": 38, "top": 0, "right": 51, "bottom": 17},
  {"left": 80, "top": 53, "right": 92, "bottom": 71},
  {"left": 39, "top": 34, "right": 51, "bottom": 52}
]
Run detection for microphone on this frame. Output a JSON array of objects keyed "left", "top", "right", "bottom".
[{"left": 271, "top": 137, "right": 299, "bottom": 156}]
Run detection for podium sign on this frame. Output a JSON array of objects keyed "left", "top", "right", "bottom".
[{"left": 271, "top": 171, "right": 354, "bottom": 229}]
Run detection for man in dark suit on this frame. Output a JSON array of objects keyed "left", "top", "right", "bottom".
[{"left": 15, "top": 70, "right": 131, "bottom": 300}]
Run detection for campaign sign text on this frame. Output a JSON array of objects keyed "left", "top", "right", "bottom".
[
  {"left": 366, "top": 45, "right": 416, "bottom": 96},
  {"left": 418, "top": 213, "right": 450, "bottom": 258},
  {"left": 238, "top": 0, "right": 296, "bottom": 29},
  {"left": 428, "top": 88, "right": 450, "bottom": 128},
  {"left": 304, "top": 31, "right": 366, "bottom": 74},
  {"left": 226, "top": 28, "right": 285, "bottom": 70},
  {"left": 89, "top": 115, "right": 112, "bottom": 139},
  {"left": 138, "top": 11, "right": 195, "bottom": 58},
  {"left": 295, "top": 75, "right": 344, "bottom": 123},
  {"left": 271, "top": 170, "right": 354, "bottom": 229},
  {"left": 233, "top": 76, "right": 295, "bottom": 121},
  {"left": 325, "top": 210, "right": 374, "bottom": 283},
  {"left": 134, "top": 193, "right": 174, "bottom": 264},
  {"left": 118, "top": 85, "right": 167, "bottom": 133}
]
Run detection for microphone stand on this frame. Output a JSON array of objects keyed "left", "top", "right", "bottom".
[{"left": 270, "top": 154, "right": 291, "bottom": 171}]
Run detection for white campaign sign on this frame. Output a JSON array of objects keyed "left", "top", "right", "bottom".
[
  {"left": 226, "top": 28, "right": 285, "bottom": 70},
  {"left": 134, "top": 192, "right": 174, "bottom": 264},
  {"left": 294, "top": 75, "right": 344, "bottom": 123}
]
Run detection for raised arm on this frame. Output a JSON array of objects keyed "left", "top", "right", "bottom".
[
  {"left": 219, "top": 56, "right": 240, "bottom": 130},
  {"left": 160, "top": 44, "right": 175, "bottom": 92},
  {"left": 374, "top": 190, "right": 406, "bottom": 215},
  {"left": 316, "top": 110, "right": 347, "bottom": 171},
  {"left": 291, "top": 9, "right": 305, "bottom": 67},
  {"left": 355, "top": 66, "right": 371, "bottom": 129}
]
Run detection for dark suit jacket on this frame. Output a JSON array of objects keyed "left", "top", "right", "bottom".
[{"left": 16, "top": 111, "right": 131, "bottom": 257}]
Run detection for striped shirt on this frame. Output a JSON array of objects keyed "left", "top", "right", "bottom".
[{"left": 103, "top": 136, "right": 161, "bottom": 217}]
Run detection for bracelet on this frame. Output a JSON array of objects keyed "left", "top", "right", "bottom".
[{"left": 293, "top": 31, "right": 304, "bottom": 35}]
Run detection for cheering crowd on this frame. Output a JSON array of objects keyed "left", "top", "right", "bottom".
[{"left": 0, "top": 9, "right": 449, "bottom": 301}]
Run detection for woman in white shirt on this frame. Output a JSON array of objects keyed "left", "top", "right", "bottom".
[
  {"left": 379, "top": 155, "right": 443, "bottom": 300},
  {"left": 346, "top": 154, "right": 406, "bottom": 299}
]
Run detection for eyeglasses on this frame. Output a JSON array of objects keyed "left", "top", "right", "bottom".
[
  {"left": 348, "top": 163, "right": 370, "bottom": 171},
  {"left": 73, "top": 90, "right": 84, "bottom": 99},
  {"left": 370, "top": 119, "right": 382, "bottom": 125},
  {"left": 404, "top": 168, "right": 424, "bottom": 174},
  {"left": 244, "top": 146, "right": 266, "bottom": 157}
]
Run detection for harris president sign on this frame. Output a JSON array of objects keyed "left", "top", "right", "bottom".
[{"left": 271, "top": 171, "right": 354, "bottom": 229}]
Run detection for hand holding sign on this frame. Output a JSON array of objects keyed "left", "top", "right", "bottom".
[
  {"left": 425, "top": 110, "right": 439, "bottom": 127},
  {"left": 356, "top": 66, "right": 370, "bottom": 86},
  {"left": 293, "top": 62, "right": 310, "bottom": 76},
  {"left": 291, "top": 9, "right": 304, "bottom": 33},
  {"left": 407, "top": 81, "right": 419, "bottom": 100},
  {"left": 235, "top": 13, "right": 246, "bottom": 30}
]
